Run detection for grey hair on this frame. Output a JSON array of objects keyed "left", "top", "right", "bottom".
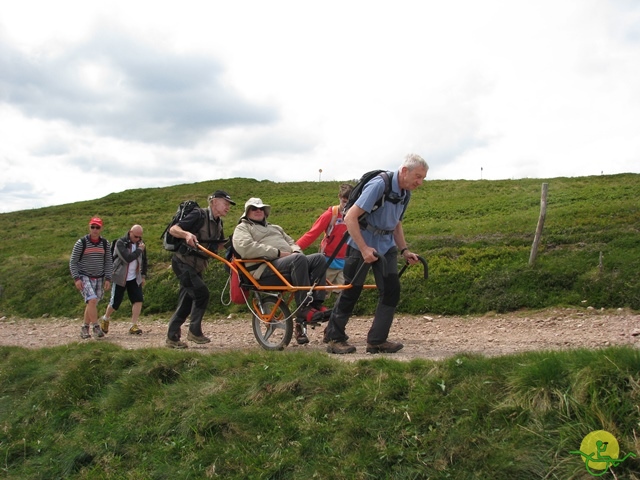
[{"left": 401, "top": 153, "right": 429, "bottom": 172}]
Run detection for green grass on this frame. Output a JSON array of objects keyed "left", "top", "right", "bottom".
[
  {"left": 0, "top": 174, "right": 639, "bottom": 318},
  {"left": 2, "top": 175, "right": 639, "bottom": 478},
  {"left": 1, "top": 344, "right": 639, "bottom": 478}
]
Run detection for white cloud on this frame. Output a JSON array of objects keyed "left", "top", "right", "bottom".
[{"left": 1, "top": 0, "right": 639, "bottom": 212}]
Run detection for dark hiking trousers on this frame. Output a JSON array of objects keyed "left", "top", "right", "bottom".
[
  {"left": 167, "top": 256, "right": 210, "bottom": 340},
  {"left": 324, "top": 246, "right": 400, "bottom": 345}
]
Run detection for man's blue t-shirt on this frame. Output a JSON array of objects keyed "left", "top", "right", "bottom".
[{"left": 347, "top": 171, "right": 409, "bottom": 255}]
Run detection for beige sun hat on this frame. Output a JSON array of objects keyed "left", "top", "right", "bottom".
[{"left": 242, "top": 197, "right": 271, "bottom": 218}]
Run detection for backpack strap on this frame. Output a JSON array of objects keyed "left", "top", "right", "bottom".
[
  {"left": 326, "top": 205, "right": 340, "bottom": 236},
  {"left": 80, "top": 235, "right": 108, "bottom": 260},
  {"left": 319, "top": 205, "right": 341, "bottom": 255},
  {"left": 380, "top": 171, "right": 393, "bottom": 206}
]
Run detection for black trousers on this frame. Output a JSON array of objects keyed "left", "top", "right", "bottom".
[
  {"left": 324, "top": 245, "right": 400, "bottom": 345},
  {"left": 259, "top": 252, "right": 327, "bottom": 309},
  {"left": 167, "top": 256, "right": 210, "bottom": 340}
]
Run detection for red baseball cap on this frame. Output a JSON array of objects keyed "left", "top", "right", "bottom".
[{"left": 89, "top": 217, "right": 103, "bottom": 227}]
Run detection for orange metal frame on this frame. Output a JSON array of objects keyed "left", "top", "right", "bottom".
[
  {"left": 193, "top": 244, "right": 426, "bottom": 340},
  {"left": 197, "top": 243, "right": 376, "bottom": 291}
]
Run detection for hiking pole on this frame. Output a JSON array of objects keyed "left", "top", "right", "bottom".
[
  {"left": 372, "top": 252, "right": 387, "bottom": 277},
  {"left": 398, "top": 255, "right": 428, "bottom": 280}
]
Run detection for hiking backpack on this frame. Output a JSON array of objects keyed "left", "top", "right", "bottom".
[
  {"left": 343, "top": 170, "right": 409, "bottom": 228},
  {"left": 160, "top": 200, "right": 205, "bottom": 251},
  {"left": 110, "top": 238, "right": 119, "bottom": 259}
]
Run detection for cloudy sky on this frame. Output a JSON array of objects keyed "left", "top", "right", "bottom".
[{"left": 1, "top": 1, "right": 639, "bottom": 213}]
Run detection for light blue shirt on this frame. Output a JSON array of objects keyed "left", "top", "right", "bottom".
[{"left": 347, "top": 171, "right": 410, "bottom": 255}]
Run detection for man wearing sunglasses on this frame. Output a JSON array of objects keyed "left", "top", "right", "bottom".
[
  {"left": 69, "top": 217, "right": 113, "bottom": 339},
  {"left": 233, "top": 198, "right": 330, "bottom": 335},
  {"left": 165, "top": 190, "right": 236, "bottom": 349},
  {"left": 101, "top": 225, "right": 147, "bottom": 336}
]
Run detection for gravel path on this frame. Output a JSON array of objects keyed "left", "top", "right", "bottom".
[{"left": 1, "top": 308, "right": 638, "bottom": 361}]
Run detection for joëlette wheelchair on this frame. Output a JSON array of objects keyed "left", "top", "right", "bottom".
[{"left": 196, "top": 240, "right": 428, "bottom": 351}]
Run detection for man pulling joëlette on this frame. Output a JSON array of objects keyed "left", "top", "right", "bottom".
[
  {"left": 323, "top": 153, "right": 429, "bottom": 355},
  {"left": 165, "top": 190, "right": 236, "bottom": 349}
]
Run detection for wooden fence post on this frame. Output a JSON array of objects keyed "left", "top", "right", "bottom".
[
  {"left": 529, "top": 183, "right": 549, "bottom": 266},
  {"left": 599, "top": 251, "right": 604, "bottom": 273}
]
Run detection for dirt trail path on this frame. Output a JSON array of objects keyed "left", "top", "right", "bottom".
[{"left": 2, "top": 308, "right": 639, "bottom": 361}]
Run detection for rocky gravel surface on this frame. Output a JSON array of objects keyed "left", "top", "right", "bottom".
[{"left": 1, "top": 308, "right": 639, "bottom": 361}]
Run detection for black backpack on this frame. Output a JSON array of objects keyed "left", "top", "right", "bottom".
[
  {"left": 110, "top": 238, "right": 119, "bottom": 259},
  {"left": 343, "top": 170, "right": 409, "bottom": 228},
  {"left": 160, "top": 200, "right": 205, "bottom": 251}
]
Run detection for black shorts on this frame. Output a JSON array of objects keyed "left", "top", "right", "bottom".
[{"left": 110, "top": 279, "right": 144, "bottom": 309}]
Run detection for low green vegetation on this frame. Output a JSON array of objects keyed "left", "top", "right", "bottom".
[
  {"left": 1, "top": 175, "right": 639, "bottom": 478},
  {"left": 1, "top": 344, "right": 639, "bottom": 478},
  {"left": 0, "top": 174, "right": 638, "bottom": 318}
]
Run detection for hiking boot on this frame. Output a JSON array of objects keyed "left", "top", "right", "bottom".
[
  {"left": 93, "top": 323, "right": 105, "bottom": 338},
  {"left": 366, "top": 340, "right": 404, "bottom": 354},
  {"left": 187, "top": 331, "right": 211, "bottom": 344},
  {"left": 80, "top": 324, "right": 91, "bottom": 339},
  {"left": 129, "top": 325, "right": 143, "bottom": 335},
  {"left": 295, "top": 324, "right": 309, "bottom": 345},
  {"left": 323, "top": 328, "right": 348, "bottom": 344},
  {"left": 100, "top": 316, "right": 110, "bottom": 334},
  {"left": 166, "top": 338, "right": 188, "bottom": 349},
  {"left": 326, "top": 340, "right": 356, "bottom": 354}
]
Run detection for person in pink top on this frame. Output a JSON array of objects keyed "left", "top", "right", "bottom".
[{"left": 296, "top": 183, "right": 353, "bottom": 286}]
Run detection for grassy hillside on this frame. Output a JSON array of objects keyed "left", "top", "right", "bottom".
[
  {"left": 1, "top": 344, "right": 639, "bottom": 479},
  {"left": 1, "top": 174, "right": 639, "bottom": 479},
  {"left": 0, "top": 174, "right": 639, "bottom": 318}
]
